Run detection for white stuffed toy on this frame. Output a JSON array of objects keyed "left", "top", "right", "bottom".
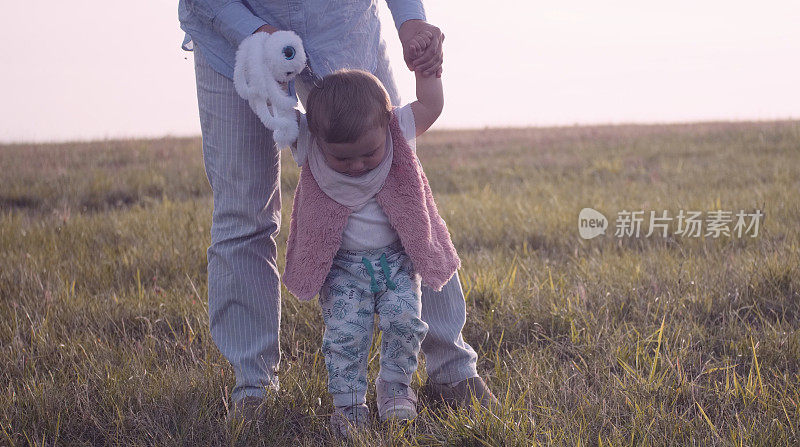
[{"left": 233, "top": 30, "right": 307, "bottom": 148}]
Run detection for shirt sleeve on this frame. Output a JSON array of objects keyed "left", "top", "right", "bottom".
[
  {"left": 396, "top": 104, "right": 418, "bottom": 151},
  {"left": 291, "top": 112, "right": 311, "bottom": 167},
  {"left": 384, "top": 0, "right": 426, "bottom": 30},
  {"left": 182, "top": 0, "right": 267, "bottom": 47}
]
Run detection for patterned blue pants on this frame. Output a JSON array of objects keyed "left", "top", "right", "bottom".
[{"left": 320, "top": 241, "right": 428, "bottom": 407}]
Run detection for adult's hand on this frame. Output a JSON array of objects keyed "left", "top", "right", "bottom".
[
  {"left": 398, "top": 19, "right": 444, "bottom": 77},
  {"left": 254, "top": 24, "right": 279, "bottom": 34}
]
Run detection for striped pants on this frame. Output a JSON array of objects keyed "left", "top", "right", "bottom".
[{"left": 192, "top": 45, "right": 478, "bottom": 402}]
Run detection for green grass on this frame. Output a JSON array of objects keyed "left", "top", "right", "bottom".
[{"left": 1, "top": 121, "right": 799, "bottom": 446}]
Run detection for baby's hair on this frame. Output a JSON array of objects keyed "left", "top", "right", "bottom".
[{"left": 306, "top": 69, "right": 392, "bottom": 144}]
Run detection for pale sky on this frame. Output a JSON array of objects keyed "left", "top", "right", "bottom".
[{"left": 1, "top": 1, "right": 799, "bottom": 143}]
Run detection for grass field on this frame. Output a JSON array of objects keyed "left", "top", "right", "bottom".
[{"left": 1, "top": 121, "right": 799, "bottom": 446}]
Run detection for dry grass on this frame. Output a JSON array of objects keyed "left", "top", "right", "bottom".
[{"left": 1, "top": 120, "right": 799, "bottom": 446}]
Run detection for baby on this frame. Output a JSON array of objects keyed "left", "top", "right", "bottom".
[{"left": 283, "top": 32, "right": 459, "bottom": 437}]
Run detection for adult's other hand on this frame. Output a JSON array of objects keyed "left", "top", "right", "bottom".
[
  {"left": 398, "top": 19, "right": 444, "bottom": 77},
  {"left": 254, "top": 24, "right": 279, "bottom": 34}
]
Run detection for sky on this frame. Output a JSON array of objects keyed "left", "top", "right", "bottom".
[{"left": 1, "top": 1, "right": 799, "bottom": 143}]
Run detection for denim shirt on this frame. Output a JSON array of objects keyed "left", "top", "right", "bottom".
[{"left": 178, "top": 0, "right": 426, "bottom": 80}]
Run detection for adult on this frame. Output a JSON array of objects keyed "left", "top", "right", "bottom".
[{"left": 178, "top": 0, "right": 495, "bottom": 421}]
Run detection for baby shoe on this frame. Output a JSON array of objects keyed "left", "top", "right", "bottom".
[
  {"left": 330, "top": 403, "right": 370, "bottom": 439},
  {"left": 376, "top": 377, "right": 418, "bottom": 422}
]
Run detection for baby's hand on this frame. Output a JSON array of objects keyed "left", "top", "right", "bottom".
[{"left": 409, "top": 30, "right": 434, "bottom": 59}]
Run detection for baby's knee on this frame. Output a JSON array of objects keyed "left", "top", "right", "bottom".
[{"left": 380, "top": 312, "right": 428, "bottom": 340}]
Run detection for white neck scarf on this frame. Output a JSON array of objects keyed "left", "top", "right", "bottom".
[{"left": 307, "top": 130, "right": 393, "bottom": 210}]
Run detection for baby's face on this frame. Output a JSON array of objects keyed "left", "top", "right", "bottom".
[{"left": 319, "top": 125, "right": 386, "bottom": 177}]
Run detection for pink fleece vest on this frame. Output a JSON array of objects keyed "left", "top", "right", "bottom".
[{"left": 282, "top": 111, "right": 460, "bottom": 301}]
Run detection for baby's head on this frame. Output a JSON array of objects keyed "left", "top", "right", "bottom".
[{"left": 306, "top": 69, "right": 392, "bottom": 177}]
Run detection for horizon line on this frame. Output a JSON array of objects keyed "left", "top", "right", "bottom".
[{"left": 2, "top": 116, "right": 798, "bottom": 146}]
